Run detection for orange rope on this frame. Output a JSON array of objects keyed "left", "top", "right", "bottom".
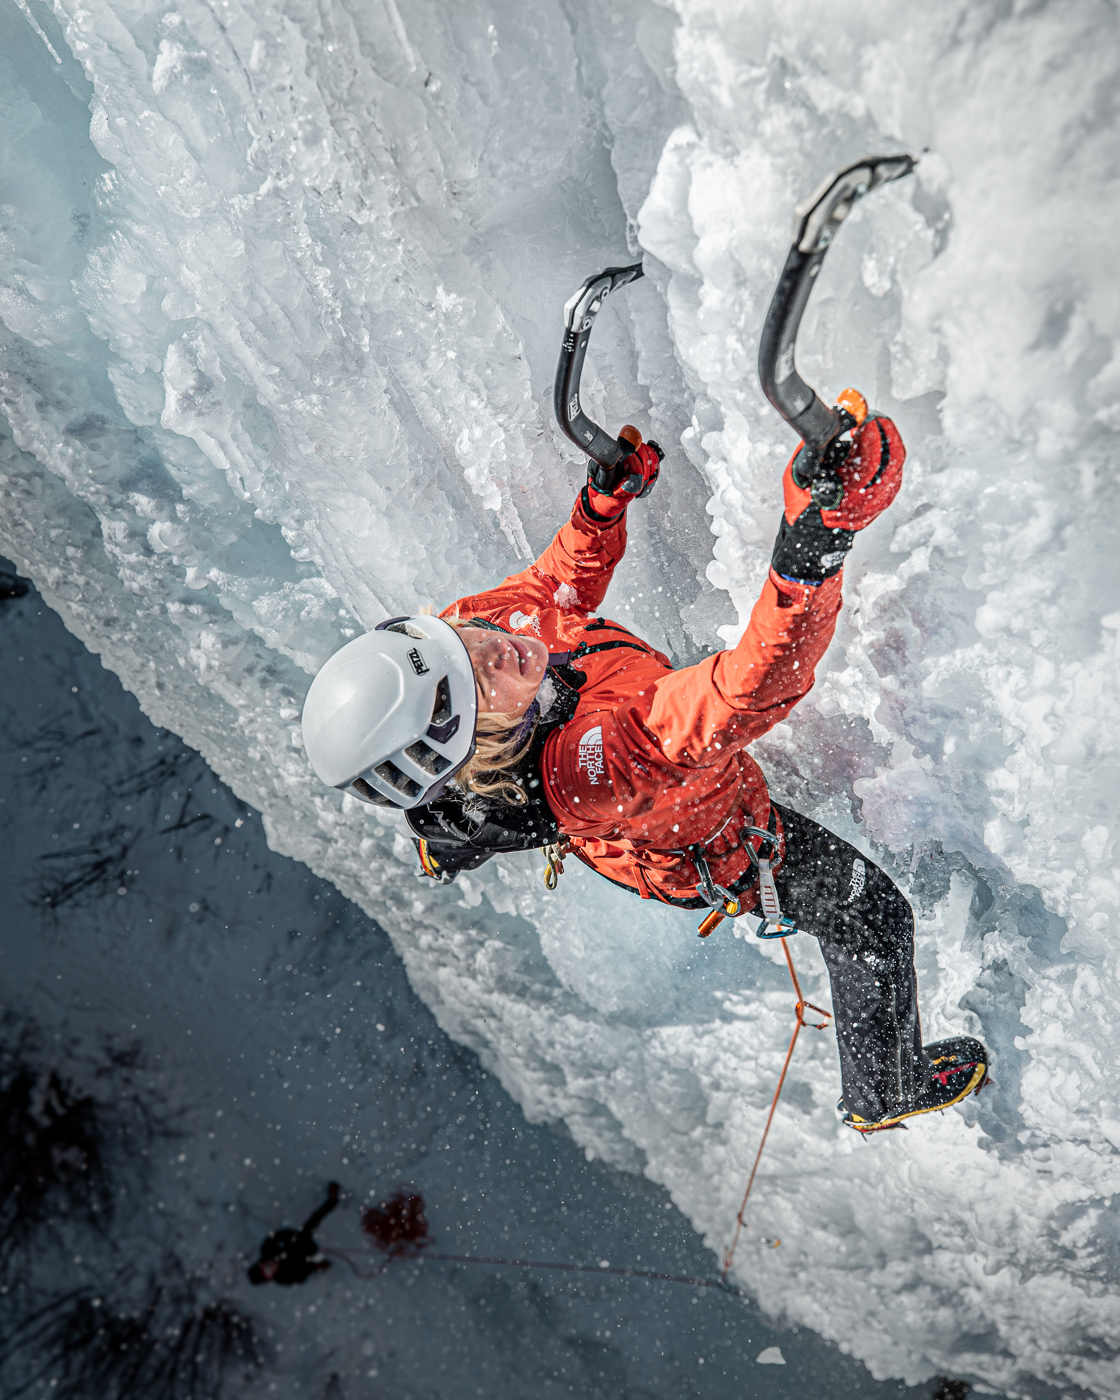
[{"left": 721, "top": 938, "right": 831, "bottom": 1281}]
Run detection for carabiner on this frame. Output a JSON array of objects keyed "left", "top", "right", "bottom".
[
  {"left": 542, "top": 840, "right": 568, "bottom": 891},
  {"left": 698, "top": 896, "right": 741, "bottom": 939}
]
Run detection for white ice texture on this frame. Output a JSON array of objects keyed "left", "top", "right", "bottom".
[{"left": 1, "top": 1, "right": 1118, "bottom": 1393}]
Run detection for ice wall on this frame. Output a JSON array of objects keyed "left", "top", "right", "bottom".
[{"left": 2, "top": 0, "right": 1119, "bottom": 1393}]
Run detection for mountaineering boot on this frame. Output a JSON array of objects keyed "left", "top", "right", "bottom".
[{"left": 840, "top": 1036, "right": 989, "bottom": 1135}]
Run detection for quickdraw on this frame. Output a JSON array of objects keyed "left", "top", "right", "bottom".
[
  {"left": 694, "top": 822, "right": 799, "bottom": 941},
  {"left": 542, "top": 838, "right": 570, "bottom": 891},
  {"left": 741, "top": 825, "right": 800, "bottom": 940}
]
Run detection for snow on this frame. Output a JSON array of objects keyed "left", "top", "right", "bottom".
[{"left": 1, "top": 0, "right": 1118, "bottom": 1394}]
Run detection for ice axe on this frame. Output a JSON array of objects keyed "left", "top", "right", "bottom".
[
  {"left": 757, "top": 154, "right": 916, "bottom": 508},
  {"left": 553, "top": 261, "right": 647, "bottom": 490}
]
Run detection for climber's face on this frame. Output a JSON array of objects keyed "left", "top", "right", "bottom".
[{"left": 458, "top": 628, "right": 548, "bottom": 720}]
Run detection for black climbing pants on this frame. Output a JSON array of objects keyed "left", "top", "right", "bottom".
[{"left": 771, "top": 804, "right": 930, "bottom": 1123}]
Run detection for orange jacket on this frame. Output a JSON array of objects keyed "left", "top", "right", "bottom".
[{"left": 445, "top": 492, "right": 843, "bottom": 907}]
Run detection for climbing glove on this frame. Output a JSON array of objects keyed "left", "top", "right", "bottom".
[
  {"left": 771, "top": 413, "right": 905, "bottom": 584},
  {"left": 586, "top": 434, "right": 663, "bottom": 519}
]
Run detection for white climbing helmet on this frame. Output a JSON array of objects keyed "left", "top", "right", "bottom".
[{"left": 301, "top": 615, "right": 477, "bottom": 810}]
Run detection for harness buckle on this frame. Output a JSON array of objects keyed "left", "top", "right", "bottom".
[{"left": 736, "top": 824, "right": 800, "bottom": 938}]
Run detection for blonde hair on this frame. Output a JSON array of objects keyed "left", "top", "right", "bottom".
[{"left": 441, "top": 611, "right": 537, "bottom": 807}]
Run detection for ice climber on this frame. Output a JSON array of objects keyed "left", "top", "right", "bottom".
[
  {"left": 301, "top": 415, "right": 989, "bottom": 1134},
  {"left": 248, "top": 1181, "right": 340, "bottom": 1285}
]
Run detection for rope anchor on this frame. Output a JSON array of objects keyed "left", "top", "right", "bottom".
[{"left": 721, "top": 938, "right": 831, "bottom": 1281}]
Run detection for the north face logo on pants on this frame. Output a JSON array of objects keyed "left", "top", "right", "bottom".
[{"left": 847, "top": 857, "right": 866, "bottom": 903}]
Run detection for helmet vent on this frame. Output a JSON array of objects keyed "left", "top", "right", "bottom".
[
  {"left": 373, "top": 760, "right": 423, "bottom": 801},
  {"left": 403, "top": 740, "right": 452, "bottom": 777},
  {"left": 384, "top": 621, "right": 428, "bottom": 640},
  {"left": 349, "top": 777, "right": 399, "bottom": 808},
  {"left": 426, "top": 676, "right": 461, "bottom": 745},
  {"left": 430, "top": 676, "right": 453, "bottom": 727}
]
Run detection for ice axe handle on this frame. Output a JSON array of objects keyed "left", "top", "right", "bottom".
[
  {"left": 758, "top": 244, "right": 841, "bottom": 453},
  {"left": 787, "top": 389, "right": 869, "bottom": 509},
  {"left": 586, "top": 425, "right": 644, "bottom": 496},
  {"left": 757, "top": 154, "right": 916, "bottom": 507},
  {"left": 554, "top": 262, "right": 645, "bottom": 483},
  {"left": 758, "top": 243, "right": 845, "bottom": 505}
]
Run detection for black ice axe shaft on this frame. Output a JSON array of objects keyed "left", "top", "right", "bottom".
[
  {"left": 554, "top": 262, "right": 645, "bottom": 491},
  {"left": 757, "top": 154, "right": 916, "bottom": 497}
]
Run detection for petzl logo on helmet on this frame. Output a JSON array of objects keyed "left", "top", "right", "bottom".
[
  {"left": 407, "top": 648, "right": 429, "bottom": 676},
  {"left": 577, "top": 724, "right": 605, "bottom": 787}
]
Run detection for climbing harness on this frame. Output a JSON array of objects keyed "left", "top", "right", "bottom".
[{"left": 721, "top": 937, "right": 831, "bottom": 1282}]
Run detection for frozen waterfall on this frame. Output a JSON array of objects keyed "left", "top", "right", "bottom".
[{"left": 2, "top": 0, "right": 1119, "bottom": 1393}]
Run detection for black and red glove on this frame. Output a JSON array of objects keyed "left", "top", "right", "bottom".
[
  {"left": 584, "top": 428, "right": 663, "bottom": 520},
  {"left": 771, "top": 410, "right": 905, "bottom": 584}
]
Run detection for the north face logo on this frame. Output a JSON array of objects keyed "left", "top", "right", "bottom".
[
  {"left": 509, "top": 610, "right": 540, "bottom": 634},
  {"left": 576, "top": 724, "right": 606, "bottom": 786},
  {"left": 847, "top": 857, "right": 866, "bottom": 904}
]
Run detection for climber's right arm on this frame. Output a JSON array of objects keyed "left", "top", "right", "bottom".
[{"left": 639, "top": 414, "right": 907, "bottom": 766}]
